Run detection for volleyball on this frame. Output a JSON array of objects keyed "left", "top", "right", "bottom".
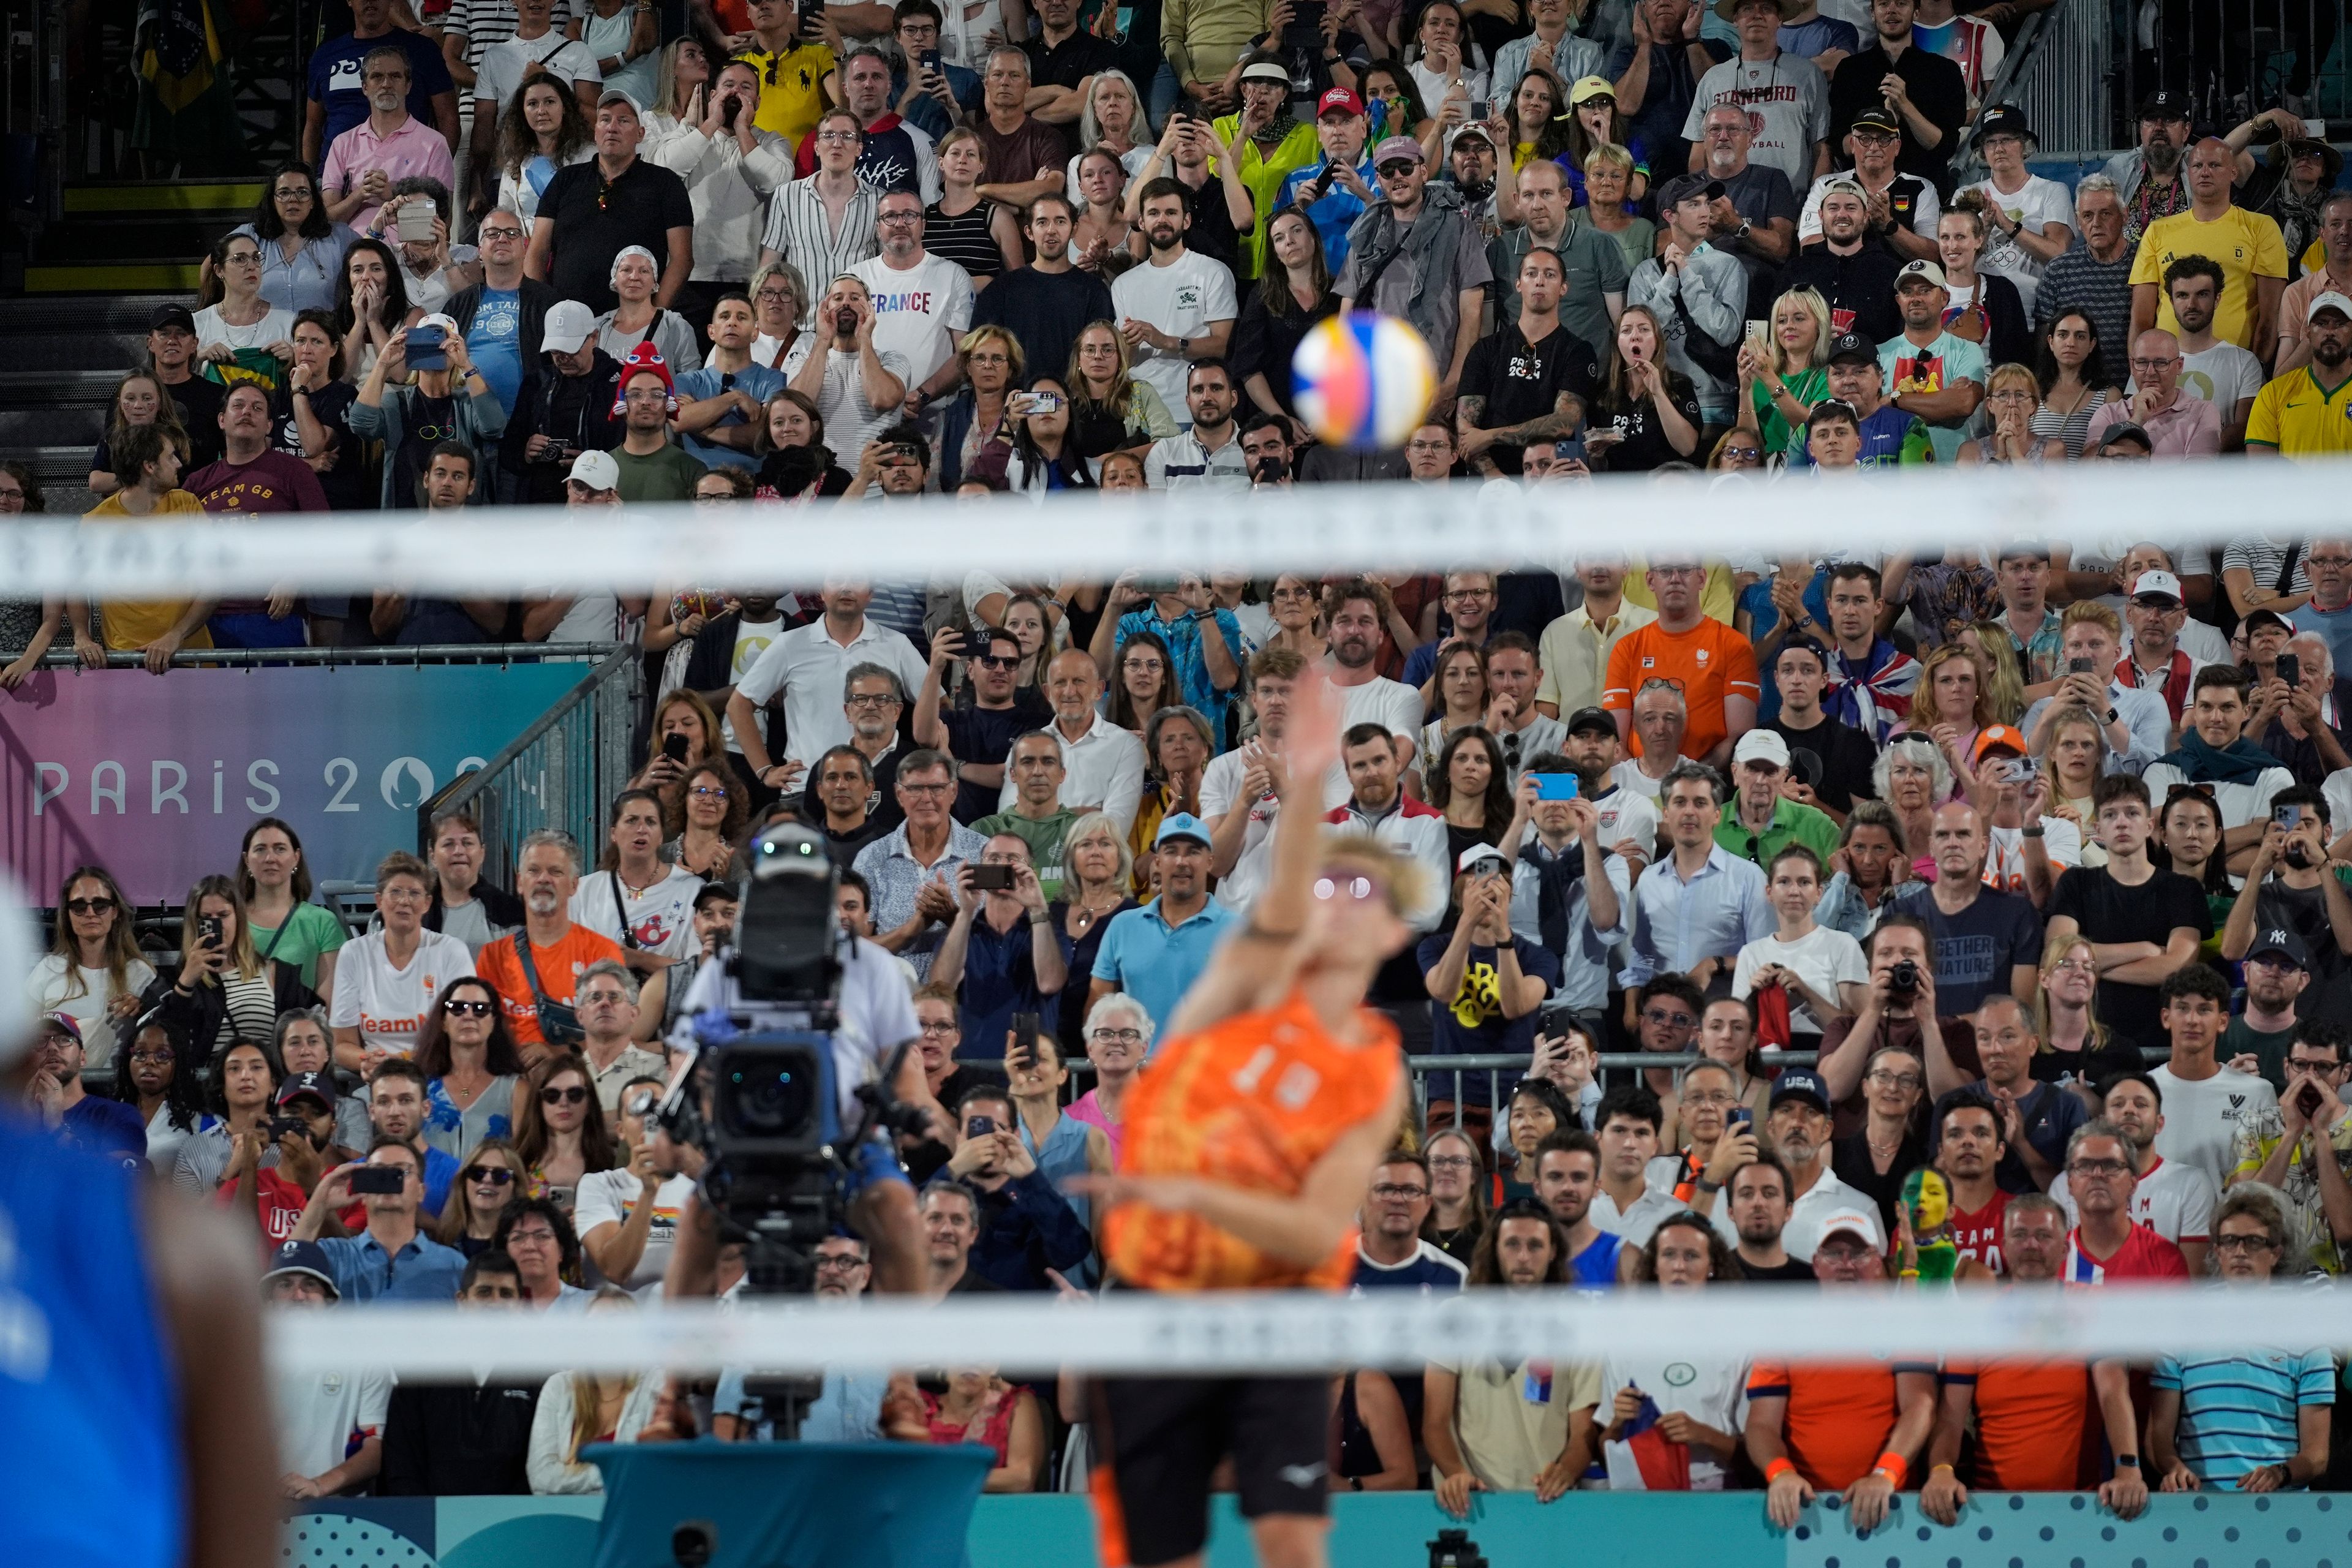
[{"left": 1291, "top": 311, "right": 1438, "bottom": 451}]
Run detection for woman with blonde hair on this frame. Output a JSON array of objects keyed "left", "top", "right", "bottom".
[
  {"left": 1958, "top": 619, "right": 2028, "bottom": 724},
  {"left": 1737, "top": 285, "right": 1830, "bottom": 459},
  {"left": 1873, "top": 734, "right": 1950, "bottom": 880},
  {"left": 2037, "top": 705, "right": 2109, "bottom": 865},
  {"left": 2033, "top": 931, "right": 2141, "bottom": 1105},
  {"left": 1065, "top": 319, "right": 1177, "bottom": 459},
  {"left": 746, "top": 260, "right": 814, "bottom": 373},
  {"left": 528, "top": 1288, "right": 663, "bottom": 1492},
  {"left": 1580, "top": 142, "right": 1653, "bottom": 274},
  {"left": 631, "top": 687, "right": 728, "bottom": 823},
  {"left": 932, "top": 323, "right": 1025, "bottom": 490},
  {"left": 1956, "top": 363, "right": 2064, "bottom": 465},
  {"left": 1896, "top": 643, "right": 1997, "bottom": 788}
]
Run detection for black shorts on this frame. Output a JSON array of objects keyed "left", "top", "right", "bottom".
[{"left": 1090, "top": 1373, "right": 1334, "bottom": 1567}]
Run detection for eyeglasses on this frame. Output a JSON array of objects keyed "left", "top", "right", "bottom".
[
  {"left": 480, "top": 224, "right": 524, "bottom": 241},
  {"left": 540, "top": 1084, "right": 590, "bottom": 1106},
  {"left": 2127, "top": 356, "right": 2179, "bottom": 372},
  {"left": 444, "top": 998, "right": 495, "bottom": 1017},
  {"left": 813, "top": 1253, "right": 867, "bottom": 1271},
  {"left": 66, "top": 896, "right": 116, "bottom": 915},
  {"left": 2213, "top": 1232, "right": 2278, "bottom": 1254},
  {"left": 900, "top": 782, "right": 953, "bottom": 796},
  {"left": 1866, "top": 1070, "right": 1923, "bottom": 1090},
  {"left": 127, "top": 1048, "right": 176, "bottom": 1065},
  {"left": 690, "top": 785, "right": 730, "bottom": 799},
  {"left": 464, "top": 1164, "right": 518, "bottom": 1186},
  {"left": 846, "top": 692, "right": 902, "bottom": 709},
  {"left": 1370, "top": 1183, "right": 1430, "bottom": 1200},
  {"left": 274, "top": 186, "right": 314, "bottom": 200},
  {"left": 224, "top": 251, "right": 263, "bottom": 266},
  {"left": 622, "top": 388, "right": 670, "bottom": 404},
  {"left": 816, "top": 131, "right": 861, "bottom": 146},
  {"left": 1442, "top": 589, "right": 1493, "bottom": 603},
  {"left": 1090, "top": 1026, "right": 1144, "bottom": 1044},
  {"left": 2067, "top": 1157, "right": 2131, "bottom": 1178},
  {"left": 1642, "top": 1008, "right": 1696, "bottom": 1028},
  {"left": 1427, "top": 1155, "right": 1476, "bottom": 1170},
  {"left": 919, "top": 1019, "right": 959, "bottom": 1036},
  {"left": 878, "top": 208, "right": 922, "bottom": 221},
  {"left": 2288, "top": 1057, "right": 2348, "bottom": 1076},
  {"left": 1680, "top": 1089, "right": 1735, "bottom": 1107},
  {"left": 506, "top": 1226, "right": 558, "bottom": 1245}
]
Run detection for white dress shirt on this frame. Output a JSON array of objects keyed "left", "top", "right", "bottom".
[
  {"left": 997, "top": 709, "right": 1148, "bottom": 835},
  {"left": 734, "top": 616, "right": 929, "bottom": 768}
]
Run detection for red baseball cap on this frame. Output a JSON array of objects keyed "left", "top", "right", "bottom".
[{"left": 1317, "top": 86, "right": 1365, "bottom": 118}]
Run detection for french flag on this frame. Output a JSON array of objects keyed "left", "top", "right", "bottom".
[{"left": 1603, "top": 1390, "right": 1692, "bottom": 1491}]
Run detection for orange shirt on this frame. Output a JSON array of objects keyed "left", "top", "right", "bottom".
[
  {"left": 1943, "top": 1357, "right": 2089, "bottom": 1491},
  {"left": 1747, "top": 1359, "right": 1933, "bottom": 1490},
  {"left": 1102, "top": 990, "right": 1401, "bottom": 1293},
  {"left": 1601, "top": 617, "right": 1760, "bottom": 763},
  {"left": 474, "top": 925, "right": 628, "bottom": 1048}
]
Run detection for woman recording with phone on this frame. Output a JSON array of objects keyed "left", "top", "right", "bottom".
[
  {"left": 141, "top": 875, "right": 318, "bottom": 1070},
  {"left": 349, "top": 308, "right": 508, "bottom": 508}
]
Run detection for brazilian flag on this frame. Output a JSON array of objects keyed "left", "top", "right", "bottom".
[{"left": 132, "top": 0, "right": 247, "bottom": 172}]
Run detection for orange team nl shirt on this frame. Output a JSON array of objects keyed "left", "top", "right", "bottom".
[
  {"left": 475, "top": 926, "right": 629, "bottom": 1048},
  {"left": 1746, "top": 1358, "right": 1935, "bottom": 1490},
  {"left": 1602, "top": 618, "right": 1760, "bottom": 762},
  {"left": 1102, "top": 991, "right": 1403, "bottom": 1293},
  {"left": 1942, "top": 1357, "right": 2090, "bottom": 1491}
]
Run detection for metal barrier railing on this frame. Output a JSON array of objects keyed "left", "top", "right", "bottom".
[
  {"left": 32, "top": 643, "right": 627, "bottom": 669},
  {"left": 416, "top": 647, "right": 645, "bottom": 884}
]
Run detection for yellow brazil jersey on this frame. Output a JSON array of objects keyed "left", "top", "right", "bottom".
[
  {"left": 2128, "top": 206, "right": 2289, "bottom": 350},
  {"left": 743, "top": 40, "right": 837, "bottom": 154},
  {"left": 2246, "top": 365, "right": 2352, "bottom": 457}
]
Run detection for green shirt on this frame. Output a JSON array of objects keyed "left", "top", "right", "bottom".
[
  {"left": 248, "top": 901, "right": 347, "bottom": 990},
  {"left": 1489, "top": 215, "right": 1635, "bottom": 364},
  {"left": 1750, "top": 364, "right": 1829, "bottom": 457},
  {"left": 2222, "top": 1016, "right": 2298, "bottom": 1095},
  {"left": 971, "top": 808, "right": 1085, "bottom": 902},
  {"left": 1714, "top": 795, "right": 1840, "bottom": 873},
  {"left": 608, "top": 442, "right": 706, "bottom": 503}
]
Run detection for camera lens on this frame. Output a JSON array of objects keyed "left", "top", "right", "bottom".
[{"left": 720, "top": 1049, "right": 815, "bottom": 1139}]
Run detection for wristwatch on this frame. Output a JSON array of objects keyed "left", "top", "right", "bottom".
[{"left": 2114, "top": 1453, "right": 2140, "bottom": 1469}]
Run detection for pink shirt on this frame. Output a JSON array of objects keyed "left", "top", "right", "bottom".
[
  {"left": 2084, "top": 393, "right": 2222, "bottom": 459},
  {"left": 321, "top": 113, "right": 456, "bottom": 235}
]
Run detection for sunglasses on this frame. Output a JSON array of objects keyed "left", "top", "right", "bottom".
[
  {"left": 444, "top": 998, "right": 495, "bottom": 1017},
  {"left": 1376, "top": 160, "right": 1419, "bottom": 177},
  {"left": 464, "top": 1164, "right": 517, "bottom": 1186},
  {"left": 66, "top": 897, "right": 117, "bottom": 915},
  {"left": 540, "top": 1084, "right": 590, "bottom": 1106},
  {"left": 975, "top": 653, "right": 1019, "bottom": 668}
]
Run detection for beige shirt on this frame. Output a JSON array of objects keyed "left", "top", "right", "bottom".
[
  {"left": 586, "top": 1043, "right": 669, "bottom": 1112},
  {"left": 1434, "top": 1354, "right": 1604, "bottom": 1491},
  {"left": 1537, "top": 599, "right": 1658, "bottom": 717}
]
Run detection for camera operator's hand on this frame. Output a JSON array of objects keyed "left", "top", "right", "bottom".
[{"left": 993, "top": 1129, "right": 1037, "bottom": 1178}]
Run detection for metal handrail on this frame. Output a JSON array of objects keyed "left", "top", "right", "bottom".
[
  {"left": 31, "top": 643, "right": 626, "bottom": 669},
  {"left": 1948, "top": 4, "right": 2060, "bottom": 179}
]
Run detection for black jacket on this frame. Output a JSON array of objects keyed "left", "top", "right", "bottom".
[
  {"left": 426, "top": 881, "right": 527, "bottom": 935},
  {"left": 500, "top": 348, "right": 626, "bottom": 503},
  {"left": 379, "top": 1379, "right": 541, "bottom": 1494},
  {"left": 140, "top": 963, "right": 318, "bottom": 1063}
]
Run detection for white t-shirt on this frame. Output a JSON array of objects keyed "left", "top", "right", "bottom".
[
  {"left": 2049, "top": 1151, "right": 2218, "bottom": 1243},
  {"left": 2177, "top": 342, "right": 2266, "bottom": 412},
  {"left": 1108, "top": 249, "right": 1238, "bottom": 429},
  {"left": 2138, "top": 762, "right": 2293, "bottom": 831},
  {"left": 573, "top": 1169, "right": 698, "bottom": 1294},
  {"left": 848, "top": 251, "right": 974, "bottom": 391},
  {"left": 567, "top": 865, "right": 706, "bottom": 960},
  {"left": 192, "top": 303, "right": 297, "bottom": 356},
  {"left": 1587, "top": 785, "right": 1660, "bottom": 858},
  {"left": 1326, "top": 676, "right": 1425, "bottom": 804},
  {"left": 812, "top": 345, "right": 914, "bottom": 466},
  {"left": 1597, "top": 1353, "right": 1747, "bottom": 1490},
  {"left": 273, "top": 1363, "right": 391, "bottom": 1480},
  {"left": 1681, "top": 51, "right": 1830, "bottom": 187},
  {"left": 1202, "top": 744, "right": 1281, "bottom": 911},
  {"left": 1732, "top": 924, "right": 1866, "bottom": 1035},
  {"left": 1608, "top": 759, "right": 1669, "bottom": 800},
  {"left": 326, "top": 930, "right": 477, "bottom": 1057},
  {"left": 2150, "top": 1063, "right": 2279, "bottom": 1192},
  {"left": 1969, "top": 175, "right": 2071, "bottom": 305},
  {"left": 1982, "top": 816, "right": 2082, "bottom": 895},
  {"left": 29, "top": 953, "right": 157, "bottom": 1070},
  {"left": 733, "top": 614, "right": 930, "bottom": 768},
  {"left": 477, "top": 31, "right": 602, "bottom": 107}
]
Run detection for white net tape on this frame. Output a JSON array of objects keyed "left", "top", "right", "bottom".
[
  {"left": 10, "top": 462, "right": 2337, "bottom": 597},
  {"left": 265, "top": 1282, "right": 2347, "bottom": 1379}
]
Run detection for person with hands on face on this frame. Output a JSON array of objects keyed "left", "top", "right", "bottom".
[
  {"left": 929, "top": 831, "right": 1070, "bottom": 1055},
  {"left": 1420, "top": 845, "right": 1563, "bottom": 1128},
  {"left": 1745, "top": 1209, "right": 1936, "bottom": 1531},
  {"left": 1425, "top": 1202, "right": 1601, "bottom": 1517},
  {"left": 940, "top": 1086, "right": 1093, "bottom": 1290},
  {"left": 2226, "top": 1022, "right": 2352, "bottom": 1274},
  {"left": 2148, "top": 1186, "right": 2334, "bottom": 1491},
  {"left": 785, "top": 274, "right": 910, "bottom": 462},
  {"left": 18, "top": 1012, "right": 145, "bottom": 1161}
]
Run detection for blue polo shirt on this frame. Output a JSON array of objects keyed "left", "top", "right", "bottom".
[
  {"left": 956, "top": 911, "right": 1060, "bottom": 1061},
  {"left": 315, "top": 1230, "right": 470, "bottom": 1303},
  {"left": 675, "top": 361, "right": 787, "bottom": 470},
  {"left": 1090, "top": 895, "right": 1239, "bottom": 1052}
]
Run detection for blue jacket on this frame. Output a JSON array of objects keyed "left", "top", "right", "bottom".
[{"left": 967, "top": 1167, "right": 1092, "bottom": 1291}]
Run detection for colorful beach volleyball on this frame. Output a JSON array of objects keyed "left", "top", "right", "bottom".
[{"left": 1291, "top": 312, "right": 1437, "bottom": 451}]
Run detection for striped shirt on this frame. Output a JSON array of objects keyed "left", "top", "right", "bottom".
[
  {"left": 2149, "top": 1349, "right": 2333, "bottom": 1487},
  {"left": 760, "top": 176, "right": 881, "bottom": 286},
  {"left": 443, "top": 0, "right": 575, "bottom": 75}
]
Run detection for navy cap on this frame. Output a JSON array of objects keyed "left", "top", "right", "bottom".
[
  {"left": 262, "top": 1238, "right": 341, "bottom": 1298},
  {"left": 2250, "top": 927, "right": 2312, "bottom": 969},
  {"left": 1768, "top": 1066, "right": 1832, "bottom": 1113},
  {"left": 1564, "top": 705, "right": 1617, "bottom": 737},
  {"left": 276, "top": 1071, "right": 337, "bottom": 1109}
]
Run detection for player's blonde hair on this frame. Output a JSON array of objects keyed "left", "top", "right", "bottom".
[{"left": 1319, "top": 831, "right": 1431, "bottom": 921}]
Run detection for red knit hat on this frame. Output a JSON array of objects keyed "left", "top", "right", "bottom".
[{"left": 612, "top": 341, "right": 678, "bottom": 417}]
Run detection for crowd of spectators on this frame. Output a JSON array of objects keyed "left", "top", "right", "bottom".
[{"left": 15, "top": 0, "right": 2352, "bottom": 1529}]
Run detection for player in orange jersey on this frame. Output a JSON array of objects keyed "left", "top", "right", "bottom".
[{"left": 1076, "top": 659, "right": 1420, "bottom": 1568}]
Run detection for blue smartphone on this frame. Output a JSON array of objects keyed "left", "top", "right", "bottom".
[
  {"left": 1727, "top": 1107, "right": 1752, "bottom": 1130},
  {"left": 403, "top": 325, "right": 447, "bottom": 371},
  {"left": 1533, "top": 772, "right": 1579, "bottom": 801}
]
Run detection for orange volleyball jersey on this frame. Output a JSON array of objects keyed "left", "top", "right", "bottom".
[{"left": 1102, "top": 991, "right": 1403, "bottom": 1293}]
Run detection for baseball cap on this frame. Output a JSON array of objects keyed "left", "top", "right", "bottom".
[
  {"left": 2308, "top": 290, "right": 2352, "bottom": 323},
  {"left": 1814, "top": 1207, "right": 1883, "bottom": 1248},
  {"left": 2089, "top": 421, "right": 2152, "bottom": 455},
  {"left": 1768, "top": 1066, "right": 1832, "bottom": 1113},
  {"left": 1317, "top": 86, "right": 1365, "bottom": 118},
  {"left": 1848, "top": 105, "right": 1901, "bottom": 137},
  {"left": 2250, "top": 927, "right": 2312, "bottom": 969},
  {"left": 1457, "top": 843, "right": 1510, "bottom": 875},
  {"left": 1975, "top": 103, "right": 2035, "bottom": 145},
  {"left": 1971, "top": 723, "right": 2027, "bottom": 762},
  {"left": 276, "top": 1070, "right": 338, "bottom": 1109},
  {"left": 2130, "top": 569, "right": 2185, "bottom": 605},
  {"left": 569, "top": 449, "right": 622, "bottom": 492},
  {"left": 597, "top": 85, "right": 643, "bottom": 111},
  {"left": 1825, "top": 330, "right": 1877, "bottom": 365},
  {"left": 1372, "top": 135, "right": 1425, "bottom": 167},
  {"left": 1240, "top": 59, "right": 1292, "bottom": 86},
  {"left": 39, "top": 1012, "right": 81, "bottom": 1043},
  {"left": 1657, "top": 173, "right": 1725, "bottom": 210},
  {"left": 415, "top": 311, "right": 460, "bottom": 338},
  {"left": 541, "top": 299, "right": 597, "bottom": 354},
  {"left": 262, "top": 1239, "right": 341, "bottom": 1299},
  {"left": 2244, "top": 606, "right": 2295, "bottom": 636},
  {"left": 1896, "top": 257, "right": 1949, "bottom": 292},
  {"left": 1452, "top": 121, "right": 1496, "bottom": 147},
  {"left": 149, "top": 303, "right": 197, "bottom": 334},
  {"left": 1816, "top": 176, "right": 1869, "bottom": 205},
  {"left": 1732, "top": 729, "right": 1790, "bottom": 769},
  {"left": 2138, "top": 88, "right": 2191, "bottom": 120},
  {"left": 1564, "top": 705, "right": 1616, "bottom": 738},
  {"left": 1568, "top": 75, "right": 1616, "bottom": 106},
  {"left": 1154, "top": 811, "right": 1211, "bottom": 848}
]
